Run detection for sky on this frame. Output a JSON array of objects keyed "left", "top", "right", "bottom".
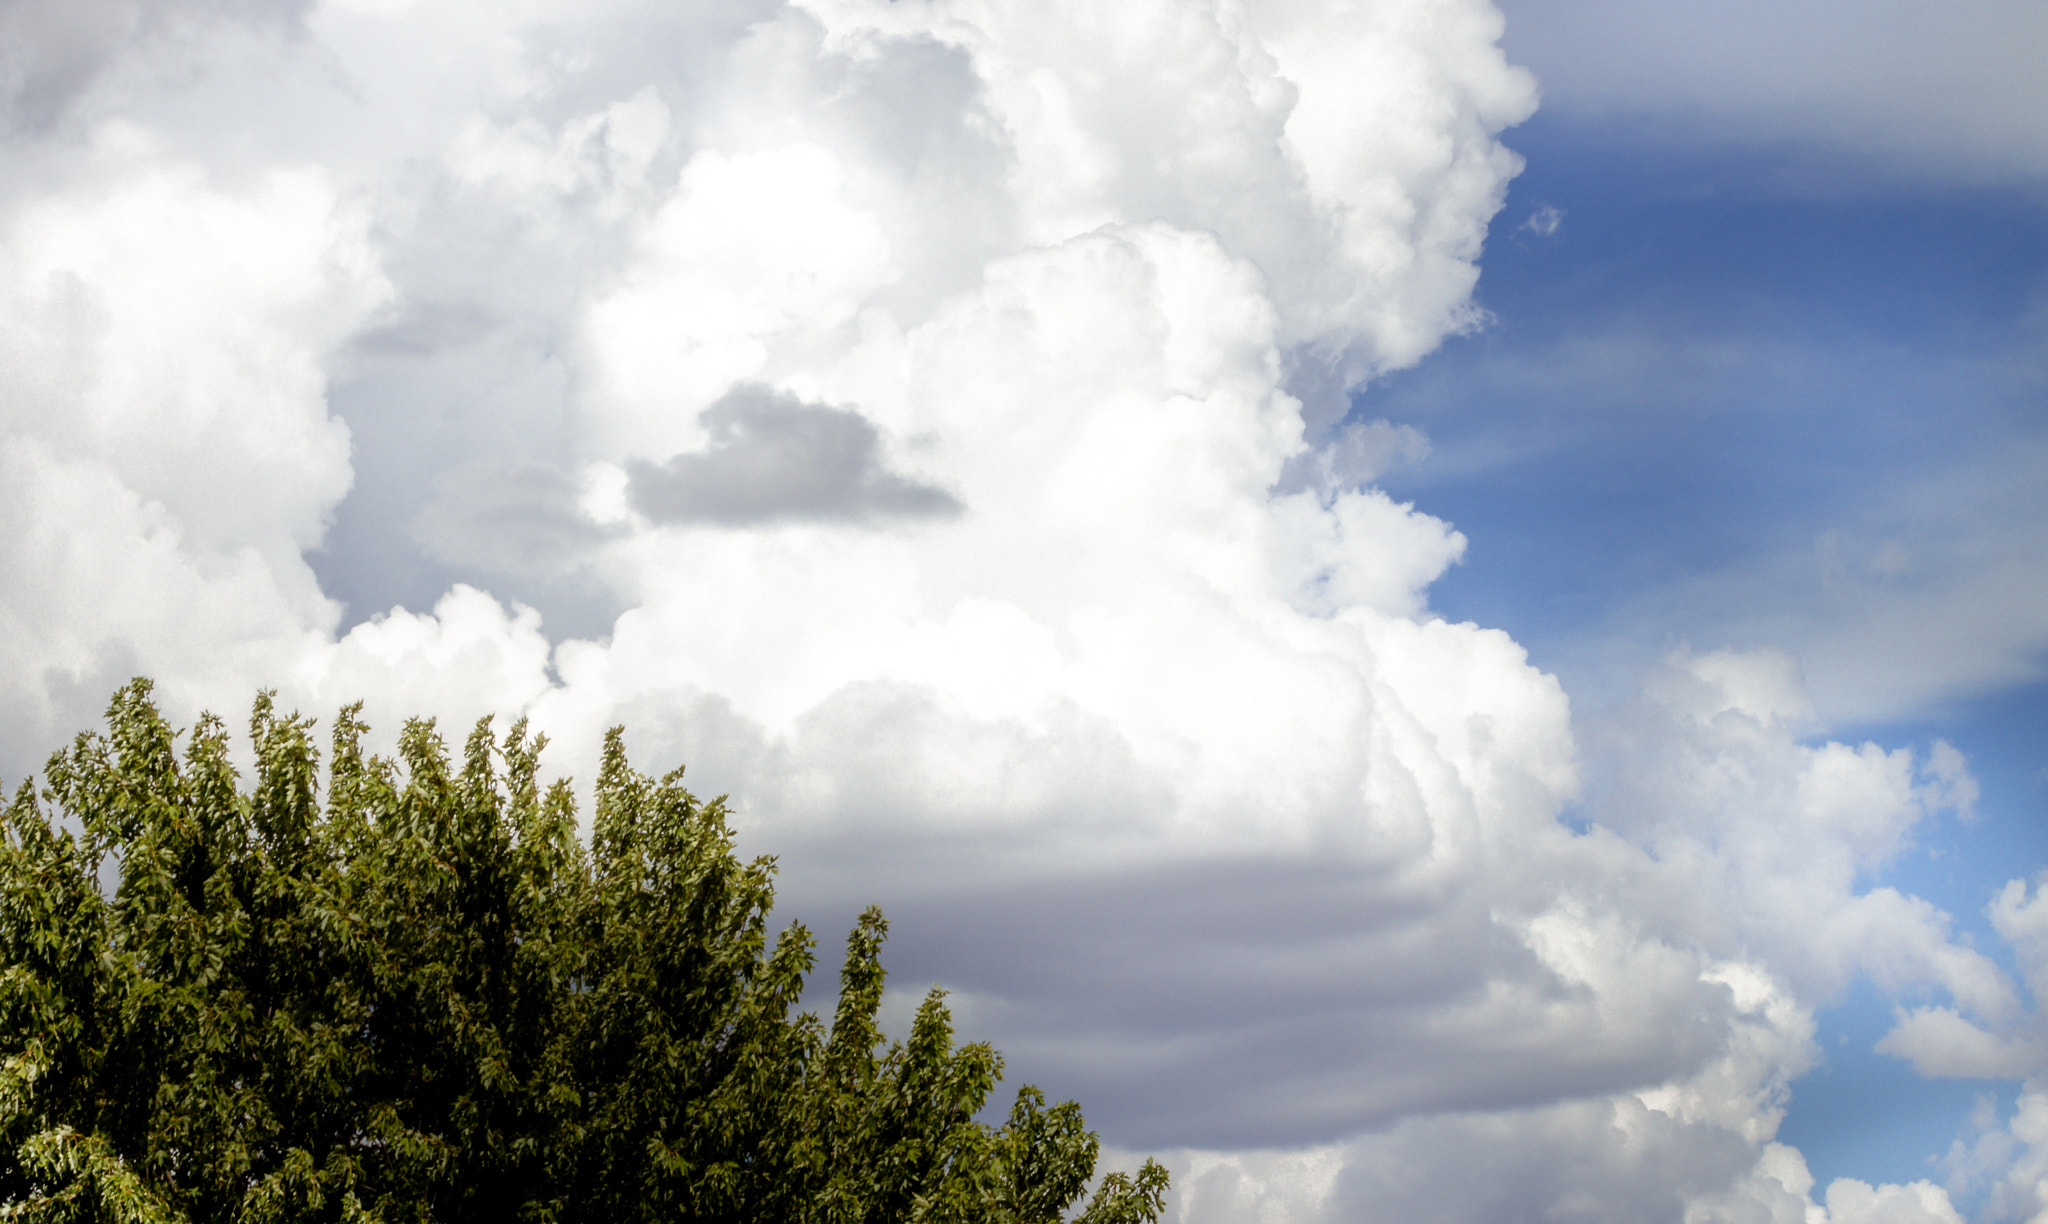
[{"left": 0, "top": 1, "right": 2043, "bottom": 1220}]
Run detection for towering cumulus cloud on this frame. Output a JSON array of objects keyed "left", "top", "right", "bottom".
[{"left": 0, "top": 1, "right": 2026, "bottom": 1219}]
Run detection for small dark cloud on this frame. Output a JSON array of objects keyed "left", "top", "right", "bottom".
[{"left": 626, "top": 384, "right": 961, "bottom": 527}]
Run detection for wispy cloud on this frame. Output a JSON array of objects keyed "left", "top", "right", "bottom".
[{"left": 1496, "top": 0, "right": 2048, "bottom": 182}]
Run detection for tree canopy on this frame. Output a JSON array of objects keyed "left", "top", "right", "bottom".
[{"left": 0, "top": 680, "right": 1167, "bottom": 1224}]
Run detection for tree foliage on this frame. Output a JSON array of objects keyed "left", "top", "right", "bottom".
[{"left": 0, "top": 681, "right": 1168, "bottom": 1224}]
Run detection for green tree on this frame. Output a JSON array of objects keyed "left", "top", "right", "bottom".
[{"left": 0, "top": 680, "right": 1168, "bottom": 1224}]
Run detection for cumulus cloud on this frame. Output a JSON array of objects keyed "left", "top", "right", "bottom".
[
  {"left": 1275, "top": 416, "right": 1433, "bottom": 499},
  {"left": 1878, "top": 879, "right": 2048, "bottom": 1082},
  {"left": 0, "top": 1, "right": 2026, "bottom": 1220},
  {"left": 1582, "top": 650, "right": 2008, "bottom": 1016},
  {"left": 0, "top": 151, "right": 384, "bottom": 770},
  {"left": 1944, "top": 1082, "right": 2048, "bottom": 1223}
]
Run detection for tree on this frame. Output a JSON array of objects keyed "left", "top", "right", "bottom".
[{"left": 0, "top": 680, "right": 1168, "bottom": 1224}]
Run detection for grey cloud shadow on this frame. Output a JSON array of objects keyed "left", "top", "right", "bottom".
[
  {"left": 651, "top": 677, "right": 1727, "bottom": 1150},
  {"left": 413, "top": 457, "right": 619, "bottom": 578},
  {"left": 396, "top": 456, "right": 627, "bottom": 642},
  {"left": 1320, "top": 1094, "right": 1760, "bottom": 1224},
  {"left": 769, "top": 846, "right": 1734, "bottom": 1151},
  {"left": 0, "top": 0, "right": 312, "bottom": 135},
  {"left": 626, "top": 384, "right": 961, "bottom": 527}
]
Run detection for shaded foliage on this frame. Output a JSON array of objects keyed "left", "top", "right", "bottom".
[{"left": 0, "top": 681, "right": 1167, "bottom": 1224}]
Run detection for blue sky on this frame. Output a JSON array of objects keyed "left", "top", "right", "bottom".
[{"left": 1378, "top": 121, "right": 2047, "bottom": 717}]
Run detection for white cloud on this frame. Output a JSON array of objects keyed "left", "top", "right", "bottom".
[
  {"left": 305, "top": 584, "right": 560, "bottom": 735},
  {"left": 1865, "top": 877, "right": 2048, "bottom": 1222},
  {"left": 583, "top": 142, "right": 898, "bottom": 455},
  {"left": 0, "top": 162, "right": 374, "bottom": 558},
  {"left": 1878, "top": 878, "right": 2048, "bottom": 1083},
  {"left": 1584, "top": 650, "right": 2010, "bottom": 1019},
  {"left": 0, "top": 153, "right": 385, "bottom": 766},
  {"left": 0, "top": 2, "right": 2026, "bottom": 1220},
  {"left": 783, "top": 0, "right": 1537, "bottom": 410},
  {"left": 1945, "top": 1081, "right": 2048, "bottom": 1224}
]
